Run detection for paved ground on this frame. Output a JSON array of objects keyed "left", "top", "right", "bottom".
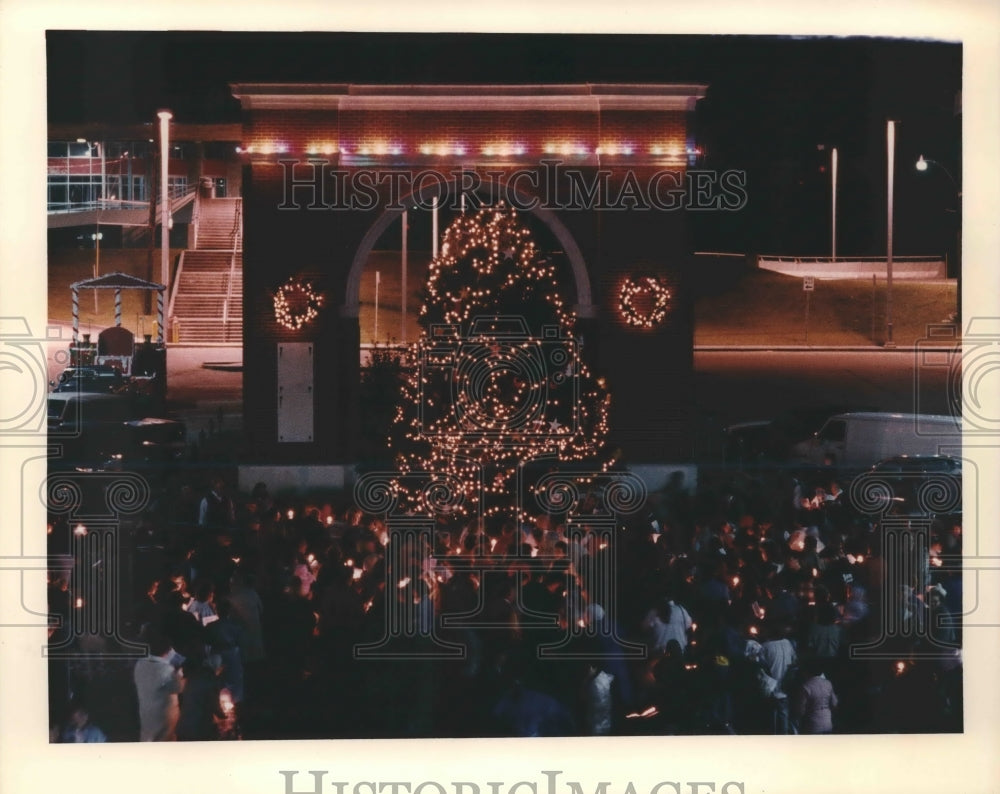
[
  {"left": 45, "top": 324, "right": 242, "bottom": 442},
  {"left": 45, "top": 321, "right": 955, "bottom": 454}
]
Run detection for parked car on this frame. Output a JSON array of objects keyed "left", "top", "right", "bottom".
[
  {"left": 723, "top": 405, "right": 880, "bottom": 469},
  {"left": 851, "top": 454, "right": 963, "bottom": 515},
  {"left": 101, "top": 417, "right": 188, "bottom": 468},
  {"left": 50, "top": 365, "right": 126, "bottom": 394},
  {"left": 47, "top": 392, "right": 136, "bottom": 466},
  {"left": 723, "top": 419, "right": 783, "bottom": 467}
]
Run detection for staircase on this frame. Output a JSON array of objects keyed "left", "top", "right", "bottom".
[{"left": 169, "top": 197, "right": 242, "bottom": 345}]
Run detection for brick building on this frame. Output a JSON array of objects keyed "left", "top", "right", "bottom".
[{"left": 232, "top": 83, "right": 711, "bottom": 465}]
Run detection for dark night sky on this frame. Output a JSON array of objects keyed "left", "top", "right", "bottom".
[{"left": 46, "top": 32, "right": 961, "bottom": 256}]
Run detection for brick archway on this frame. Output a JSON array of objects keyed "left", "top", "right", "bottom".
[
  {"left": 234, "top": 83, "right": 706, "bottom": 463},
  {"left": 343, "top": 178, "right": 595, "bottom": 320}
]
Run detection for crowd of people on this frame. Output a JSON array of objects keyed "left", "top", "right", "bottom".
[{"left": 47, "top": 465, "right": 963, "bottom": 740}]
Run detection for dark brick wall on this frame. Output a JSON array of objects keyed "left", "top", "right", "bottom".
[{"left": 242, "top": 106, "right": 698, "bottom": 464}]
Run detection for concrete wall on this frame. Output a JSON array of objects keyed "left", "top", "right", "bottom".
[{"left": 758, "top": 256, "right": 947, "bottom": 280}]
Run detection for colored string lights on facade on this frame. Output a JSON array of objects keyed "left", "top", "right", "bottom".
[
  {"left": 273, "top": 276, "right": 325, "bottom": 330},
  {"left": 617, "top": 276, "right": 672, "bottom": 329}
]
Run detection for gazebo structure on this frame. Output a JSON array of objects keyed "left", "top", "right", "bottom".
[{"left": 69, "top": 271, "right": 166, "bottom": 344}]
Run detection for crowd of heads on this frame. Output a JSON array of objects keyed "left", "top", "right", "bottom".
[{"left": 48, "top": 465, "right": 963, "bottom": 739}]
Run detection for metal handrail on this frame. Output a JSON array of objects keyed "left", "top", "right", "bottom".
[
  {"left": 168, "top": 250, "right": 186, "bottom": 321},
  {"left": 223, "top": 199, "right": 243, "bottom": 341}
]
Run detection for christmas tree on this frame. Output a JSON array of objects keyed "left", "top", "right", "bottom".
[{"left": 387, "top": 203, "right": 613, "bottom": 524}]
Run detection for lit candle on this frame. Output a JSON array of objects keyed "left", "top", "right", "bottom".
[{"left": 219, "top": 689, "right": 235, "bottom": 715}]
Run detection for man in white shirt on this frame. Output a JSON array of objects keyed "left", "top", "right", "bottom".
[{"left": 133, "top": 632, "right": 184, "bottom": 741}]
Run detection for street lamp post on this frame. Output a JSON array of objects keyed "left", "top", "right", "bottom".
[
  {"left": 915, "top": 154, "right": 962, "bottom": 312},
  {"left": 158, "top": 110, "right": 173, "bottom": 340},
  {"left": 91, "top": 226, "right": 103, "bottom": 313},
  {"left": 401, "top": 209, "right": 408, "bottom": 345},
  {"left": 885, "top": 120, "right": 896, "bottom": 349},
  {"left": 831, "top": 146, "right": 838, "bottom": 261}
]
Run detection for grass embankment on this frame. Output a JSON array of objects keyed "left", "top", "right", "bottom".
[{"left": 694, "top": 270, "right": 959, "bottom": 347}]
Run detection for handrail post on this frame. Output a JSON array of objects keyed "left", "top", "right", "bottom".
[{"left": 223, "top": 198, "right": 242, "bottom": 341}]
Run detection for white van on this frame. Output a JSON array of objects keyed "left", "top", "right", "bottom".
[{"left": 789, "top": 412, "right": 961, "bottom": 469}]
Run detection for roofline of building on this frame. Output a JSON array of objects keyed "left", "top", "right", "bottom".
[
  {"left": 229, "top": 82, "right": 708, "bottom": 113},
  {"left": 48, "top": 122, "right": 242, "bottom": 142}
]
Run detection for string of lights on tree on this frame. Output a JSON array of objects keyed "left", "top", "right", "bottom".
[
  {"left": 273, "top": 276, "right": 325, "bottom": 331},
  {"left": 387, "top": 203, "right": 614, "bottom": 524},
  {"left": 617, "top": 276, "right": 672, "bottom": 329}
]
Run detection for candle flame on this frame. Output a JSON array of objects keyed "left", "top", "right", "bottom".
[{"left": 219, "top": 689, "right": 235, "bottom": 715}]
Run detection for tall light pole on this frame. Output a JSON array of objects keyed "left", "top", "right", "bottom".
[
  {"left": 158, "top": 110, "right": 173, "bottom": 332},
  {"left": 400, "top": 209, "right": 408, "bottom": 345},
  {"left": 91, "top": 225, "right": 103, "bottom": 313},
  {"left": 432, "top": 195, "right": 439, "bottom": 259},
  {"left": 831, "top": 147, "right": 838, "bottom": 260},
  {"left": 98, "top": 141, "right": 106, "bottom": 208},
  {"left": 885, "top": 120, "right": 896, "bottom": 349},
  {"left": 916, "top": 154, "right": 962, "bottom": 308}
]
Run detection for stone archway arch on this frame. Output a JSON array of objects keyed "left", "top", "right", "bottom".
[{"left": 343, "top": 178, "right": 595, "bottom": 321}]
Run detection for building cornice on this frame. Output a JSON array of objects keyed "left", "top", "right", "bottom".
[{"left": 230, "top": 83, "right": 707, "bottom": 113}]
